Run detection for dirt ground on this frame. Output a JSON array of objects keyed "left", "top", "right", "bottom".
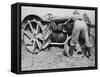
[{"left": 21, "top": 28, "right": 95, "bottom": 71}]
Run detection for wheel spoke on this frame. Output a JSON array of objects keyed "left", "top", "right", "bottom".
[
  {"left": 25, "top": 44, "right": 33, "bottom": 46},
  {"left": 42, "top": 39, "right": 51, "bottom": 49},
  {"left": 36, "top": 24, "right": 39, "bottom": 34},
  {"left": 28, "top": 21, "right": 35, "bottom": 34},
  {"left": 36, "top": 39, "right": 41, "bottom": 50},
  {"left": 36, "top": 33, "right": 43, "bottom": 41},
  {"left": 24, "top": 34, "right": 33, "bottom": 45},
  {"left": 24, "top": 31, "right": 32, "bottom": 39},
  {"left": 32, "top": 40, "right": 37, "bottom": 52}
]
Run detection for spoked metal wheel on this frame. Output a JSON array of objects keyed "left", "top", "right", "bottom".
[{"left": 23, "top": 19, "right": 43, "bottom": 54}]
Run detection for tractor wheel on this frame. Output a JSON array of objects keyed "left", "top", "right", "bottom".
[{"left": 22, "top": 18, "right": 43, "bottom": 54}]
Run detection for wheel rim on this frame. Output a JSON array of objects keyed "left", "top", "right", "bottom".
[{"left": 23, "top": 19, "right": 43, "bottom": 54}]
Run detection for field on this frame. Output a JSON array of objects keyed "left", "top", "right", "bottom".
[{"left": 21, "top": 28, "right": 95, "bottom": 71}]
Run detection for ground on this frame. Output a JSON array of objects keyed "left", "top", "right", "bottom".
[{"left": 21, "top": 28, "right": 95, "bottom": 71}]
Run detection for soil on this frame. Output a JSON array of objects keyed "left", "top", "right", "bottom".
[{"left": 21, "top": 45, "right": 95, "bottom": 71}]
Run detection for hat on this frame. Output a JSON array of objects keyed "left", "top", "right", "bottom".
[{"left": 73, "top": 10, "right": 80, "bottom": 15}]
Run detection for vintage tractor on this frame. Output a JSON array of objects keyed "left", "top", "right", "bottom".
[{"left": 21, "top": 13, "right": 95, "bottom": 57}]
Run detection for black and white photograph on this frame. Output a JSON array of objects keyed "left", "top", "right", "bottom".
[{"left": 20, "top": 5, "right": 97, "bottom": 71}]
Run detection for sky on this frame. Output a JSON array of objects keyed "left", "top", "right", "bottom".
[{"left": 21, "top": 6, "right": 95, "bottom": 25}]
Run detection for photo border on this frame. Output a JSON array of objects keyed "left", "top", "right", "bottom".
[{"left": 16, "top": 2, "right": 98, "bottom": 74}]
